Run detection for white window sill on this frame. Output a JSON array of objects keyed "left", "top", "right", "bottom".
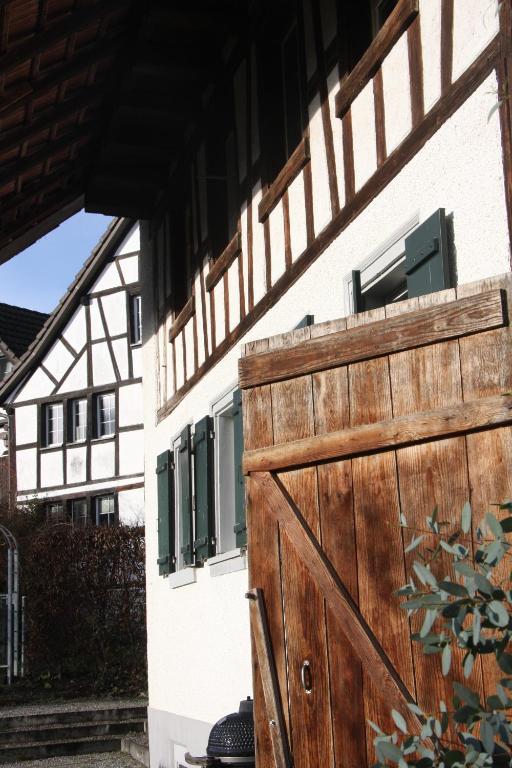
[
  {"left": 208, "top": 548, "right": 247, "bottom": 578},
  {"left": 168, "top": 568, "right": 197, "bottom": 589}
]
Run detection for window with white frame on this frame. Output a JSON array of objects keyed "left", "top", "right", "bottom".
[
  {"left": 130, "top": 294, "right": 142, "bottom": 345},
  {"left": 213, "top": 392, "right": 237, "bottom": 555},
  {"left": 95, "top": 495, "right": 115, "bottom": 526},
  {"left": 95, "top": 392, "right": 115, "bottom": 437},
  {"left": 71, "top": 498, "right": 88, "bottom": 528},
  {"left": 44, "top": 402, "right": 63, "bottom": 446},
  {"left": 70, "top": 398, "right": 87, "bottom": 442}
]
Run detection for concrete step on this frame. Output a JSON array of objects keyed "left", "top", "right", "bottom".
[
  {"left": 0, "top": 717, "right": 145, "bottom": 745},
  {"left": 121, "top": 734, "right": 150, "bottom": 768},
  {"left": 0, "top": 734, "right": 124, "bottom": 763},
  {"left": 0, "top": 705, "right": 147, "bottom": 731}
]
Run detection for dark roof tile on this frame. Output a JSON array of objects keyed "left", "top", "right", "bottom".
[{"left": 0, "top": 303, "right": 49, "bottom": 360}]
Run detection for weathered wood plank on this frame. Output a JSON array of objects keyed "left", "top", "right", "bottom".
[
  {"left": 312, "top": 363, "right": 367, "bottom": 768},
  {"left": 243, "top": 393, "right": 512, "bottom": 474},
  {"left": 239, "top": 290, "right": 506, "bottom": 388},
  {"left": 335, "top": 0, "right": 419, "bottom": 118},
  {"left": 258, "top": 139, "right": 310, "bottom": 222},
  {"left": 251, "top": 471, "right": 420, "bottom": 723},
  {"left": 271, "top": 367, "right": 334, "bottom": 768},
  {"left": 168, "top": 296, "right": 195, "bottom": 342},
  {"left": 205, "top": 232, "right": 242, "bottom": 292},
  {"left": 246, "top": 589, "right": 292, "bottom": 768}
]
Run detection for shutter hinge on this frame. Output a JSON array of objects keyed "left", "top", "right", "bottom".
[{"left": 234, "top": 521, "right": 247, "bottom": 534}]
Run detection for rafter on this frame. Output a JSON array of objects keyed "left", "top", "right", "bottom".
[{"left": 0, "top": 0, "right": 131, "bottom": 74}]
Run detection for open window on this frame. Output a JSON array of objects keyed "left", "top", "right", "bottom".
[{"left": 346, "top": 210, "right": 451, "bottom": 313}]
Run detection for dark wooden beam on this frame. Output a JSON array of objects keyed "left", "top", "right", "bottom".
[
  {"left": 0, "top": 88, "right": 104, "bottom": 157},
  {"left": 0, "top": 0, "right": 131, "bottom": 74},
  {"left": 0, "top": 34, "right": 123, "bottom": 116},
  {"left": 0, "top": 165, "right": 85, "bottom": 222},
  {"left": 0, "top": 122, "right": 95, "bottom": 189}
]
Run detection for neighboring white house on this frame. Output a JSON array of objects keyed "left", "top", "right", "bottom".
[
  {"left": 136, "top": 1, "right": 512, "bottom": 766},
  {"left": 0, "top": 218, "right": 144, "bottom": 526}
]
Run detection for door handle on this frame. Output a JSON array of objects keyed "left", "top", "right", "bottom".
[{"left": 301, "top": 659, "right": 312, "bottom": 694}]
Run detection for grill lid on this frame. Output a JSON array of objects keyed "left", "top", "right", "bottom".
[{"left": 206, "top": 698, "right": 254, "bottom": 760}]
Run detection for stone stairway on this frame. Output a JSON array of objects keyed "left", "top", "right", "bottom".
[{"left": 0, "top": 702, "right": 147, "bottom": 763}]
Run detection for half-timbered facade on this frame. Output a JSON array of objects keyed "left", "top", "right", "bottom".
[
  {"left": 0, "top": 0, "right": 511, "bottom": 766},
  {"left": 0, "top": 218, "right": 144, "bottom": 526},
  {"left": 138, "top": 1, "right": 512, "bottom": 765}
]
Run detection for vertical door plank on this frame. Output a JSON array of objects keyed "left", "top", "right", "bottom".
[
  {"left": 312, "top": 363, "right": 368, "bottom": 768},
  {"left": 387, "top": 291, "right": 485, "bottom": 732},
  {"left": 347, "top": 308, "right": 416, "bottom": 760},
  {"left": 272, "top": 368, "right": 334, "bottom": 768},
  {"left": 244, "top": 352, "right": 292, "bottom": 768},
  {"left": 457, "top": 275, "right": 512, "bottom": 696}
]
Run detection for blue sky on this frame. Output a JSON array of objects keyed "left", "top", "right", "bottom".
[{"left": 0, "top": 211, "right": 113, "bottom": 314}]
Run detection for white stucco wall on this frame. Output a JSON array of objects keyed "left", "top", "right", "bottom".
[{"left": 15, "top": 405, "right": 37, "bottom": 445}]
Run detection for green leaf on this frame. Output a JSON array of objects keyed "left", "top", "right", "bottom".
[
  {"left": 498, "top": 652, "right": 512, "bottom": 674},
  {"left": 378, "top": 740, "right": 403, "bottom": 762},
  {"left": 368, "top": 719, "right": 384, "bottom": 735},
  {"left": 461, "top": 502, "right": 472, "bottom": 534},
  {"left": 500, "top": 517, "right": 512, "bottom": 533},
  {"left": 420, "top": 609, "right": 438, "bottom": 638},
  {"left": 391, "top": 709, "right": 408, "bottom": 734},
  {"left": 442, "top": 643, "right": 452, "bottom": 676},
  {"left": 473, "top": 609, "right": 481, "bottom": 645},
  {"left": 438, "top": 580, "right": 468, "bottom": 597},
  {"left": 475, "top": 573, "right": 494, "bottom": 596},
  {"left": 485, "top": 540, "right": 504, "bottom": 565},
  {"left": 497, "top": 684, "right": 510, "bottom": 706},
  {"left": 487, "top": 600, "right": 509, "bottom": 628},
  {"left": 463, "top": 652, "right": 475, "bottom": 678},
  {"left": 453, "top": 681, "right": 480, "bottom": 708},
  {"left": 486, "top": 512, "right": 503, "bottom": 539},
  {"left": 480, "top": 719, "right": 495, "bottom": 755},
  {"left": 454, "top": 562, "right": 477, "bottom": 578},
  {"left": 407, "top": 702, "right": 424, "bottom": 717},
  {"left": 413, "top": 562, "right": 437, "bottom": 588},
  {"left": 405, "top": 535, "right": 425, "bottom": 553}
]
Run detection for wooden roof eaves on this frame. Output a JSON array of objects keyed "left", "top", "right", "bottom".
[
  {"left": 0, "top": 216, "right": 135, "bottom": 404},
  {"left": 0, "top": 339, "right": 19, "bottom": 366}
]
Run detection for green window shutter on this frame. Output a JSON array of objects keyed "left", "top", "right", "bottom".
[
  {"left": 193, "top": 415, "right": 215, "bottom": 564},
  {"left": 294, "top": 314, "right": 314, "bottom": 329},
  {"left": 351, "top": 270, "right": 364, "bottom": 313},
  {"left": 405, "top": 209, "right": 451, "bottom": 298},
  {"left": 232, "top": 388, "right": 246, "bottom": 547},
  {"left": 178, "top": 425, "right": 194, "bottom": 566},
  {"left": 156, "top": 450, "right": 175, "bottom": 576}
]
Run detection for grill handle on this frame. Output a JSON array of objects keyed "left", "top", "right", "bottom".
[{"left": 300, "top": 659, "right": 312, "bottom": 694}]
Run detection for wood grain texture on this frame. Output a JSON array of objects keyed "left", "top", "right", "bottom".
[
  {"left": 312, "top": 363, "right": 367, "bottom": 768},
  {"left": 441, "top": 0, "right": 454, "bottom": 94},
  {"left": 373, "top": 68, "right": 387, "bottom": 166},
  {"left": 243, "top": 393, "right": 512, "bottom": 473},
  {"left": 239, "top": 290, "right": 505, "bottom": 388},
  {"left": 407, "top": 15, "right": 424, "bottom": 127},
  {"left": 246, "top": 589, "right": 292, "bottom": 768},
  {"left": 168, "top": 296, "right": 195, "bottom": 342},
  {"left": 342, "top": 109, "right": 355, "bottom": 202},
  {"left": 335, "top": 0, "right": 419, "bottom": 118},
  {"left": 205, "top": 231, "right": 242, "bottom": 292},
  {"left": 258, "top": 139, "right": 311, "bottom": 222},
  {"left": 270, "top": 360, "right": 334, "bottom": 768}
]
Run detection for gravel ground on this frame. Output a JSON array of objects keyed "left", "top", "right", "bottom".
[
  {"left": 0, "top": 753, "right": 143, "bottom": 768},
  {"left": 0, "top": 700, "right": 147, "bottom": 718}
]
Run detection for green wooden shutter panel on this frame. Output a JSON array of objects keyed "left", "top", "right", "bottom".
[
  {"left": 193, "top": 415, "right": 215, "bottom": 563},
  {"left": 232, "top": 388, "right": 246, "bottom": 547},
  {"left": 156, "top": 450, "right": 175, "bottom": 576},
  {"left": 179, "top": 425, "right": 194, "bottom": 566},
  {"left": 405, "top": 208, "right": 451, "bottom": 298},
  {"left": 295, "top": 314, "right": 314, "bottom": 329}
]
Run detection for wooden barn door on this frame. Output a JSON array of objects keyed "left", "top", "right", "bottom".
[{"left": 239, "top": 275, "right": 512, "bottom": 768}]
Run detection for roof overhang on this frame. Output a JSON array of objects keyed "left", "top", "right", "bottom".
[{"left": 0, "top": 0, "right": 248, "bottom": 264}]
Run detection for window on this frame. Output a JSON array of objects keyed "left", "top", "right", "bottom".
[
  {"left": 71, "top": 498, "right": 88, "bottom": 528},
  {"left": 130, "top": 294, "right": 142, "bottom": 345},
  {"left": 258, "top": 12, "right": 306, "bottom": 184},
  {"left": 45, "top": 403, "right": 63, "bottom": 446},
  {"left": 346, "top": 210, "right": 451, "bottom": 313},
  {"left": 371, "top": 0, "right": 399, "bottom": 36},
  {"left": 70, "top": 398, "right": 87, "bottom": 442},
  {"left": 95, "top": 393, "right": 115, "bottom": 437},
  {"left": 337, "top": 0, "right": 399, "bottom": 77},
  {"left": 95, "top": 495, "right": 116, "bottom": 526},
  {"left": 46, "top": 501, "right": 65, "bottom": 522}
]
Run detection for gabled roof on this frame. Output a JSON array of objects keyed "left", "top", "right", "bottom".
[
  {"left": 0, "top": 216, "right": 135, "bottom": 403},
  {"left": 0, "top": 0, "right": 247, "bottom": 265},
  {"left": 0, "top": 303, "right": 49, "bottom": 362}
]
